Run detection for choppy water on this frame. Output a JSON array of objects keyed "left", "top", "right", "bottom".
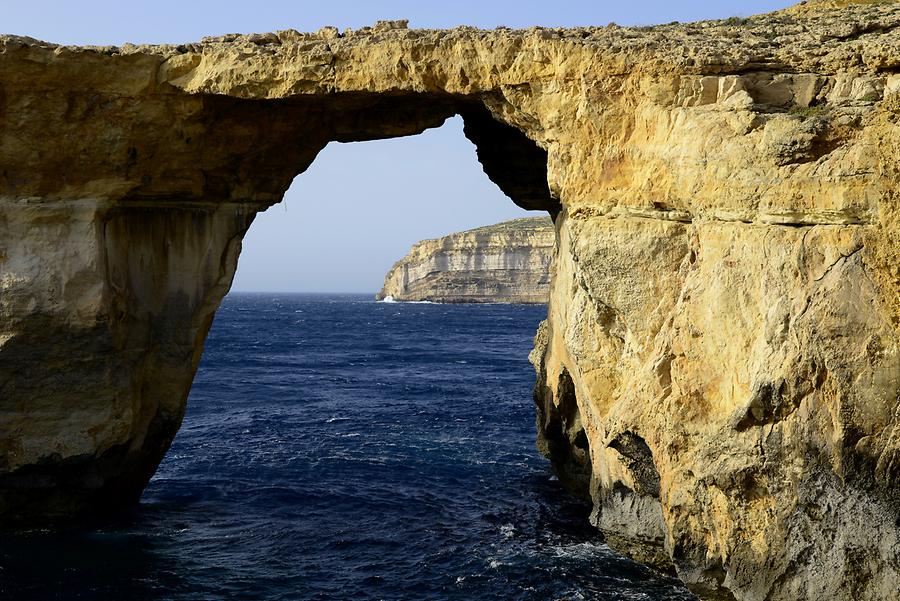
[{"left": 0, "top": 294, "right": 694, "bottom": 600}]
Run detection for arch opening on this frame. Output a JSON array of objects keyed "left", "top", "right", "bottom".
[
  {"left": 233, "top": 112, "right": 555, "bottom": 294},
  {"left": 46, "top": 110, "right": 591, "bottom": 598},
  {"left": 0, "top": 93, "right": 559, "bottom": 524}
]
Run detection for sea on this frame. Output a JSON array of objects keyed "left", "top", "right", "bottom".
[{"left": 0, "top": 294, "right": 695, "bottom": 601}]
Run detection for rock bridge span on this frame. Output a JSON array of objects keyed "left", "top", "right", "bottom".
[
  {"left": 1, "top": 4, "right": 899, "bottom": 600},
  {"left": 0, "top": 22, "right": 560, "bottom": 520}
]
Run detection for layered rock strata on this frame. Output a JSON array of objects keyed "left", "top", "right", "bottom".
[
  {"left": 376, "top": 217, "right": 554, "bottom": 303},
  {"left": 0, "top": 1, "right": 898, "bottom": 599}
]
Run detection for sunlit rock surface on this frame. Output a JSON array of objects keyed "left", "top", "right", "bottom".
[
  {"left": 376, "top": 217, "right": 554, "bottom": 303},
  {"left": 1, "top": 1, "right": 898, "bottom": 599}
]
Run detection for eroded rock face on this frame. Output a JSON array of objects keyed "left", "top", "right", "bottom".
[
  {"left": 376, "top": 217, "right": 554, "bottom": 303},
  {"left": 0, "top": 1, "right": 898, "bottom": 598},
  {"left": 0, "top": 200, "right": 254, "bottom": 521}
]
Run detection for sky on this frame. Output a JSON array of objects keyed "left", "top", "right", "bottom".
[{"left": 6, "top": 1, "right": 791, "bottom": 292}]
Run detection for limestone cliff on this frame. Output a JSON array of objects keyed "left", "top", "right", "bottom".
[
  {"left": 1, "top": 1, "right": 899, "bottom": 599},
  {"left": 376, "top": 217, "right": 554, "bottom": 303}
]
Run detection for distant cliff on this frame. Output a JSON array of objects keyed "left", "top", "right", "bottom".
[{"left": 376, "top": 217, "right": 555, "bottom": 303}]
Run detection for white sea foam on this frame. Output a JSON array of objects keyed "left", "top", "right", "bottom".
[
  {"left": 550, "top": 542, "right": 611, "bottom": 560},
  {"left": 377, "top": 296, "right": 438, "bottom": 304}
]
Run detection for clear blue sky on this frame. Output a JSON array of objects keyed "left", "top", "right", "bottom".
[{"left": 6, "top": 1, "right": 790, "bottom": 292}]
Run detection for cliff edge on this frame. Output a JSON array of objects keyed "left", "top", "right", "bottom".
[{"left": 376, "top": 217, "right": 554, "bottom": 303}]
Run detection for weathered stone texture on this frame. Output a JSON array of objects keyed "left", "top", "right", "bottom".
[
  {"left": 0, "top": 1, "right": 898, "bottom": 598},
  {"left": 376, "top": 217, "right": 554, "bottom": 303}
]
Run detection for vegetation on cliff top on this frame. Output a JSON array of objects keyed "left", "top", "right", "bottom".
[{"left": 448, "top": 216, "right": 553, "bottom": 236}]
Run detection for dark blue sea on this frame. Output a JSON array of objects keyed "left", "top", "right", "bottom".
[{"left": 1, "top": 294, "right": 694, "bottom": 600}]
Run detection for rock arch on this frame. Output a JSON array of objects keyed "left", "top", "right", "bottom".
[
  {"left": 2, "top": 4, "right": 900, "bottom": 599},
  {"left": 0, "top": 53, "right": 559, "bottom": 522}
]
